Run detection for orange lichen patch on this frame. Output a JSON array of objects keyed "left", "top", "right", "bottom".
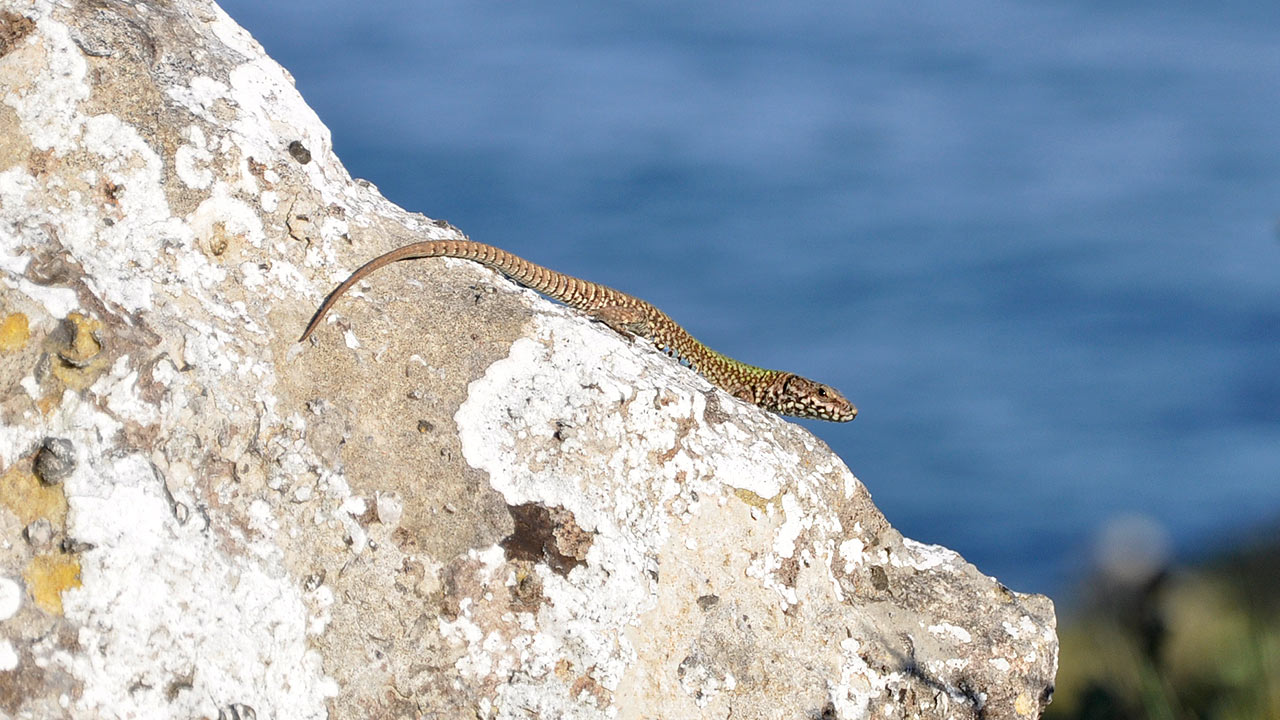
[
  {"left": 0, "top": 465, "right": 68, "bottom": 526},
  {"left": 0, "top": 312, "right": 30, "bottom": 351},
  {"left": 23, "top": 553, "right": 81, "bottom": 615},
  {"left": 50, "top": 312, "right": 109, "bottom": 390}
]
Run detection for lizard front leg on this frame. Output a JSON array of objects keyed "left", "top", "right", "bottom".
[{"left": 591, "top": 305, "right": 653, "bottom": 340}]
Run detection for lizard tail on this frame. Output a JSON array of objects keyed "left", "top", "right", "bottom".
[{"left": 298, "top": 240, "right": 594, "bottom": 342}]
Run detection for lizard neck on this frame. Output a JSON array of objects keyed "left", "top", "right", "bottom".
[{"left": 694, "top": 345, "right": 788, "bottom": 405}]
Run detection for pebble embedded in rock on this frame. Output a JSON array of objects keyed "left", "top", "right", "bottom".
[
  {"left": 24, "top": 518, "right": 53, "bottom": 548},
  {"left": 33, "top": 437, "right": 76, "bottom": 485},
  {"left": 375, "top": 492, "right": 403, "bottom": 527}
]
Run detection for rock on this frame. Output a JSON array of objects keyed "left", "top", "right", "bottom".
[
  {"left": 32, "top": 436, "right": 74, "bottom": 484},
  {"left": 0, "top": 1, "right": 1058, "bottom": 718},
  {"left": 22, "top": 517, "right": 52, "bottom": 548}
]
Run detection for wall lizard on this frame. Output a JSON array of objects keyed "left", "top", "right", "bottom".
[{"left": 300, "top": 240, "right": 856, "bottom": 422}]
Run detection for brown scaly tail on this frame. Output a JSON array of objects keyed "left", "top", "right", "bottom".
[{"left": 299, "top": 240, "right": 579, "bottom": 341}]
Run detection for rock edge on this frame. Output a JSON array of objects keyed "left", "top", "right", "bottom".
[{"left": 0, "top": 1, "right": 1057, "bottom": 718}]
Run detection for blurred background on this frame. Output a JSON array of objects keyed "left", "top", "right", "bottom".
[{"left": 217, "top": 1, "right": 1280, "bottom": 716}]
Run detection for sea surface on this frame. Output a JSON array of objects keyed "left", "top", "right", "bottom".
[{"left": 219, "top": 0, "right": 1280, "bottom": 599}]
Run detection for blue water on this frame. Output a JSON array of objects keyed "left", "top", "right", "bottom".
[{"left": 219, "top": 0, "right": 1280, "bottom": 598}]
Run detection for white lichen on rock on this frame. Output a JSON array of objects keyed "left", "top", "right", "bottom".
[
  {"left": 57, "top": 453, "right": 337, "bottom": 718},
  {"left": 452, "top": 309, "right": 1055, "bottom": 717},
  {"left": 0, "top": 1, "right": 1057, "bottom": 718}
]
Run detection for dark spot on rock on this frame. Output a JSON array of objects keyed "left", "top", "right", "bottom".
[
  {"left": 303, "top": 570, "right": 325, "bottom": 592},
  {"left": 20, "top": 230, "right": 76, "bottom": 286},
  {"left": 33, "top": 437, "right": 75, "bottom": 485},
  {"left": 870, "top": 565, "right": 889, "bottom": 592},
  {"left": 676, "top": 654, "right": 695, "bottom": 679},
  {"left": 500, "top": 503, "right": 593, "bottom": 576},
  {"left": 777, "top": 555, "right": 800, "bottom": 588},
  {"left": 165, "top": 670, "right": 194, "bottom": 701},
  {"left": 995, "top": 581, "right": 1015, "bottom": 601},
  {"left": 287, "top": 140, "right": 311, "bottom": 164},
  {"left": 817, "top": 700, "right": 839, "bottom": 720},
  {"left": 953, "top": 677, "right": 984, "bottom": 713},
  {"left": 417, "top": 419, "right": 434, "bottom": 433},
  {"left": 702, "top": 390, "right": 731, "bottom": 424},
  {"left": 696, "top": 594, "right": 719, "bottom": 611},
  {"left": 101, "top": 179, "right": 122, "bottom": 205},
  {"left": 218, "top": 703, "right": 256, "bottom": 720},
  {"left": 60, "top": 537, "right": 95, "bottom": 554},
  {"left": 552, "top": 421, "right": 572, "bottom": 442},
  {"left": 27, "top": 147, "right": 53, "bottom": 177},
  {"left": 569, "top": 673, "right": 611, "bottom": 708},
  {"left": 390, "top": 527, "right": 418, "bottom": 552},
  {"left": 0, "top": 11, "right": 35, "bottom": 57},
  {"left": 510, "top": 563, "right": 545, "bottom": 611}
]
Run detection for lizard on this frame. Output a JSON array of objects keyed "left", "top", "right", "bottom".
[{"left": 300, "top": 239, "right": 857, "bottom": 422}]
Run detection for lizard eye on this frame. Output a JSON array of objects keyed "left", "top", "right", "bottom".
[{"left": 817, "top": 387, "right": 827, "bottom": 397}]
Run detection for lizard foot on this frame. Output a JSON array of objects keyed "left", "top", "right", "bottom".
[{"left": 591, "top": 305, "right": 652, "bottom": 340}]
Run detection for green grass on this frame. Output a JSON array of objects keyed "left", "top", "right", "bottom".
[{"left": 1046, "top": 534, "right": 1280, "bottom": 720}]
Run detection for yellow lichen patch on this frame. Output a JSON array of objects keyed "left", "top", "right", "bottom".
[
  {"left": 23, "top": 553, "right": 81, "bottom": 615},
  {"left": 60, "top": 312, "right": 101, "bottom": 362},
  {"left": 0, "top": 312, "right": 30, "bottom": 351},
  {"left": 203, "top": 220, "right": 246, "bottom": 260},
  {"left": 49, "top": 312, "right": 109, "bottom": 390},
  {"left": 732, "top": 487, "right": 775, "bottom": 510},
  {"left": 35, "top": 387, "right": 64, "bottom": 416},
  {"left": 0, "top": 464, "right": 68, "bottom": 526}
]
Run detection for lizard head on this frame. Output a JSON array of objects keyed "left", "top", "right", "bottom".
[{"left": 772, "top": 374, "right": 857, "bottom": 422}]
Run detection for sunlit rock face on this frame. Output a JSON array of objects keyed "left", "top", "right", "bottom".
[{"left": 0, "top": 2, "right": 1056, "bottom": 718}]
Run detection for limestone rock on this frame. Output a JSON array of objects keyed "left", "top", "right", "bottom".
[{"left": 0, "top": 1, "right": 1057, "bottom": 718}]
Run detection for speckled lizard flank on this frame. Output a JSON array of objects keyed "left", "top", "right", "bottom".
[{"left": 301, "top": 240, "right": 856, "bottom": 422}]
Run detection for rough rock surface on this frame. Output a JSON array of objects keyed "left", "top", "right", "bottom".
[{"left": 0, "top": 1, "right": 1058, "bottom": 718}]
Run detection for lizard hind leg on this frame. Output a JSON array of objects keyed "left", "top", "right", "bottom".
[{"left": 591, "top": 304, "right": 653, "bottom": 340}]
